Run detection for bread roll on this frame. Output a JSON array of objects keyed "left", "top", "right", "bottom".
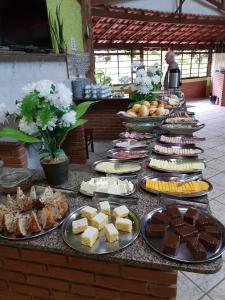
[
  {"left": 143, "top": 101, "right": 150, "bottom": 108},
  {"left": 149, "top": 107, "right": 157, "bottom": 114},
  {"left": 127, "top": 110, "right": 137, "bottom": 117},
  {"left": 131, "top": 104, "right": 141, "bottom": 113},
  {"left": 151, "top": 101, "right": 158, "bottom": 107},
  {"left": 151, "top": 113, "right": 157, "bottom": 117},
  {"left": 138, "top": 105, "right": 149, "bottom": 117},
  {"left": 156, "top": 107, "right": 165, "bottom": 116}
]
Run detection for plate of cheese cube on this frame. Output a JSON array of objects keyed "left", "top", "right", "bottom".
[{"left": 62, "top": 202, "right": 140, "bottom": 254}]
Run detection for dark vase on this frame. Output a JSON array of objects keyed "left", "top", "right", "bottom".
[{"left": 41, "top": 157, "right": 69, "bottom": 185}]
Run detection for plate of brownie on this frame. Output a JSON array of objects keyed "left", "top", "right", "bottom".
[{"left": 141, "top": 205, "right": 225, "bottom": 263}]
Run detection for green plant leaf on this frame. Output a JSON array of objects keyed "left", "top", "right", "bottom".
[
  {"left": 76, "top": 101, "right": 95, "bottom": 119},
  {"left": 38, "top": 103, "right": 55, "bottom": 128},
  {"left": 72, "top": 118, "right": 87, "bottom": 129},
  {"left": 0, "top": 127, "right": 40, "bottom": 143},
  {"left": 21, "top": 92, "right": 38, "bottom": 122},
  {"left": 53, "top": 148, "right": 66, "bottom": 157}
]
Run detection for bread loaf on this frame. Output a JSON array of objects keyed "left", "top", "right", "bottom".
[{"left": 138, "top": 105, "right": 149, "bottom": 117}]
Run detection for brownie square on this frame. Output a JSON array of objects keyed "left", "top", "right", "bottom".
[
  {"left": 163, "top": 233, "right": 180, "bottom": 256},
  {"left": 170, "top": 217, "right": 185, "bottom": 229},
  {"left": 167, "top": 205, "right": 181, "bottom": 219},
  {"left": 184, "top": 207, "right": 199, "bottom": 225},
  {"left": 147, "top": 223, "right": 166, "bottom": 237},
  {"left": 151, "top": 211, "right": 170, "bottom": 224},
  {"left": 199, "top": 232, "right": 220, "bottom": 252},
  {"left": 196, "top": 217, "right": 215, "bottom": 230},
  {"left": 202, "top": 225, "right": 221, "bottom": 239},
  {"left": 186, "top": 237, "right": 207, "bottom": 260},
  {"left": 175, "top": 224, "right": 198, "bottom": 241}
]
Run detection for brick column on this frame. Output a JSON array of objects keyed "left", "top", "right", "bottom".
[
  {"left": 63, "top": 125, "right": 87, "bottom": 164},
  {"left": 0, "top": 245, "right": 177, "bottom": 300},
  {"left": 0, "top": 141, "right": 27, "bottom": 168}
]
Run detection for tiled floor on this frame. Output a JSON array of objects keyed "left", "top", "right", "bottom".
[{"left": 87, "top": 99, "right": 225, "bottom": 300}]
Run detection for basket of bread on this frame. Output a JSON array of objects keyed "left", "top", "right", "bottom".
[
  {"left": 117, "top": 100, "right": 170, "bottom": 122},
  {"left": 0, "top": 186, "right": 69, "bottom": 240}
]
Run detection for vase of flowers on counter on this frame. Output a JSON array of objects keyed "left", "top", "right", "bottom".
[
  {"left": 0, "top": 80, "right": 93, "bottom": 185},
  {"left": 129, "top": 62, "right": 162, "bottom": 106}
]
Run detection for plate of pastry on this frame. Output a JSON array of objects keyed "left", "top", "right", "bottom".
[
  {"left": 141, "top": 205, "right": 225, "bottom": 263},
  {"left": 153, "top": 143, "right": 204, "bottom": 157},
  {"left": 159, "top": 135, "right": 205, "bottom": 145},
  {"left": 147, "top": 157, "right": 206, "bottom": 173},
  {"left": 140, "top": 174, "right": 212, "bottom": 198},
  {"left": 62, "top": 202, "right": 140, "bottom": 254},
  {"left": 93, "top": 159, "right": 142, "bottom": 175},
  {"left": 161, "top": 123, "right": 205, "bottom": 135},
  {"left": 79, "top": 176, "right": 135, "bottom": 197},
  {"left": 0, "top": 186, "right": 69, "bottom": 240}
]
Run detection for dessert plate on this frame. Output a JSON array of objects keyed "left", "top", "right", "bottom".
[
  {"left": 107, "top": 149, "right": 149, "bottom": 160},
  {"left": 152, "top": 143, "right": 204, "bottom": 157},
  {"left": 141, "top": 206, "right": 225, "bottom": 263},
  {"left": 62, "top": 202, "right": 140, "bottom": 254},
  {"left": 93, "top": 159, "right": 142, "bottom": 175}
]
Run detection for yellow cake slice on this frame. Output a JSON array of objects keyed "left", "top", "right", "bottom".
[
  {"left": 99, "top": 201, "right": 111, "bottom": 215},
  {"left": 72, "top": 218, "right": 88, "bottom": 234},
  {"left": 92, "top": 212, "right": 108, "bottom": 230},
  {"left": 104, "top": 223, "right": 119, "bottom": 243},
  {"left": 81, "top": 206, "right": 97, "bottom": 220},
  {"left": 115, "top": 217, "right": 132, "bottom": 233},
  {"left": 113, "top": 205, "right": 129, "bottom": 218},
  {"left": 81, "top": 226, "right": 99, "bottom": 247}
]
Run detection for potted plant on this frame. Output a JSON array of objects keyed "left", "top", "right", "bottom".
[{"left": 0, "top": 80, "right": 93, "bottom": 185}]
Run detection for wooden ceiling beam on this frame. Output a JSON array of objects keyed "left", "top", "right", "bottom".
[
  {"left": 91, "top": 0, "right": 116, "bottom": 6},
  {"left": 92, "top": 6, "right": 225, "bottom": 26}
]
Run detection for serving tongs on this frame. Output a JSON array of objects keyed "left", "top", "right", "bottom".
[
  {"left": 92, "top": 192, "right": 139, "bottom": 205},
  {"left": 176, "top": 173, "right": 202, "bottom": 186}
]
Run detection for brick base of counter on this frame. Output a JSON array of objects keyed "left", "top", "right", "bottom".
[
  {"left": 0, "top": 245, "right": 177, "bottom": 300},
  {"left": 0, "top": 142, "right": 27, "bottom": 168}
]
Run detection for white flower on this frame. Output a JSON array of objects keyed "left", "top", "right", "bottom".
[
  {"left": 151, "top": 75, "right": 161, "bottom": 85},
  {"left": 35, "top": 80, "right": 54, "bottom": 98},
  {"left": 136, "top": 85, "right": 150, "bottom": 95},
  {"left": 21, "top": 83, "right": 36, "bottom": 96},
  {"left": 133, "top": 77, "right": 142, "bottom": 85},
  {"left": 19, "top": 118, "right": 38, "bottom": 135},
  {"left": 119, "top": 76, "right": 131, "bottom": 84},
  {"left": 61, "top": 110, "right": 76, "bottom": 127},
  {"left": 136, "top": 68, "right": 146, "bottom": 77},
  {"left": 49, "top": 83, "right": 72, "bottom": 108},
  {"left": 141, "top": 76, "right": 152, "bottom": 85},
  {"left": 0, "top": 103, "right": 7, "bottom": 124},
  {"left": 40, "top": 116, "right": 58, "bottom": 131},
  {"left": 132, "top": 61, "right": 141, "bottom": 68}
]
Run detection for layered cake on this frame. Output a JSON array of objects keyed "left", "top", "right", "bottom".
[
  {"left": 167, "top": 205, "right": 181, "bottom": 219},
  {"left": 72, "top": 218, "right": 88, "bottom": 234},
  {"left": 184, "top": 207, "right": 199, "bottom": 225},
  {"left": 115, "top": 218, "right": 132, "bottom": 233},
  {"left": 81, "top": 206, "right": 97, "bottom": 220},
  {"left": 92, "top": 212, "right": 108, "bottom": 230},
  {"left": 113, "top": 205, "right": 129, "bottom": 218},
  {"left": 202, "top": 225, "right": 221, "bottom": 239},
  {"left": 99, "top": 201, "right": 111, "bottom": 215},
  {"left": 199, "top": 232, "right": 220, "bottom": 252},
  {"left": 175, "top": 224, "right": 198, "bottom": 241},
  {"left": 81, "top": 226, "right": 99, "bottom": 247},
  {"left": 186, "top": 237, "right": 207, "bottom": 260},
  {"left": 163, "top": 233, "right": 180, "bottom": 256},
  {"left": 147, "top": 223, "right": 166, "bottom": 237},
  {"left": 104, "top": 223, "right": 119, "bottom": 243},
  {"left": 152, "top": 211, "right": 170, "bottom": 224},
  {"left": 196, "top": 217, "right": 215, "bottom": 230},
  {"left": 170, "top": 217, "right": 185, "bottom": 229}
]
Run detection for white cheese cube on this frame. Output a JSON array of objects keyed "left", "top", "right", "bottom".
[
  {"left": 115, "top": 217, "right": 132, "bottom": 232},
  {"left": 99, "top": 201, "right": 111, "bottom": 215},
  {"left": 81, "top": 226, "right": 99, "bottom": 247},
  {"left": 92, "top": 212, "right": 108, "bottom": 230},
  {"left": 72, "top": 218, "right": 88, "bottom": 234},
  {"left": 113, "top": 205, "right": 129, "bottom": 218},
  {"left": 104, "top": 223, "right": 119, "bottom": 243},
  {"left": 81, "top": 206, "right": 97, "bottom": 220}
]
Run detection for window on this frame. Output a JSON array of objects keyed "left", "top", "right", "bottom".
[{"left": 94, "top": 49, "right": 209, "bottom": 84}]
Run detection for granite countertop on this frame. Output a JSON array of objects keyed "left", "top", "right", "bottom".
[{"left": 0, "top": 165, "right": 223, "bottom": 274}]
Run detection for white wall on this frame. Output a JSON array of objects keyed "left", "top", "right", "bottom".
[
  {"left": 114, "top": 0, "right": 225, "bottom": 16},
  {"left": 212, "top": 53, "right": 225, "bottom": 74},
  {"left": 0, "top": 54, "right": 68, "bottom": 113}
]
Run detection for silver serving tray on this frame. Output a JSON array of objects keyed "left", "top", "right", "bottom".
[
  {"left": 141, "top": 206, "right": 225, "bottom": 263},
  {"left": 117, "top": 111, "right": 168, "bottom": 122},
  {"left": 107, "top": 148, "right": 149, "bottom": 160},
  {"left": 93, "top": 159, "right": 142, "bottom": 175},
  {"left": 139, "top": 174, "right": 213, "bottom": 198},
  {"left": 162, "top": 123, "right": 205, "bottom": 134},
  {"left": 112, "top": 139, "right": 148, "bottom": 149},
  {"left": 123, "top": 122, "right": 159, "bottom": 133},
  {"left": 147, "top": 157, "right": 206, "bottom": 173},
  {"left": 79, "top": 182, "right": 136, "bottom": 197},
  {"left": 119, "top": 132, "right": 154, "bottom": 141},
  {"left": 158, "top": 135, "right": 206, "bottom": 145},
  {"left": 152, "top": 143, "right": 204, "bottom": 157},
  {"left": 62, "top": 202, "right": 140, "bottom": 254},
  {"left": 0, "top": 211, "right": 69, "bottom": 241}
]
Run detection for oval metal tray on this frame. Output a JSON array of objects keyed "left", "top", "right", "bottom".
[
  {"left": 139, "top": 174, "right": 213, "bottom": 198},
  {"left": 112, "top": 139, "right": 149, "bottom": 149},
  {"left": 62, "top": 202, "right": 140, "bottom": 254},
  {"left": 146, "top": 157, "right": 206, "bottom": 173},
  {"left": 158, "top": 135, "right": 206, "bottom": 145},
  {"left": 161, "top": 123, "right": 205, "bottom": 134},
  {"left": 107, "top": 148, "right": 149, "bottom": 160},
  {"left": 93, "top": 159, "right": 142, "bottom": 175},
  {"left": 152, "top": 143, "right": 204, "bottom": 157},
  {"left": 141, "top": 206, "right": 225, "bottom": 263},
  {"left": 119, "top": 132, "right": 154, "bottom": 141},
  {"left": 123, "top": 122, "right": 159, "bottom": 133},
  {"left": 0, "top": 211, "right": 69, "bottom": 241}
]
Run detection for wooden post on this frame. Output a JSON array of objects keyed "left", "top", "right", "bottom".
[{"left": 78, "top": 0, "right": 95, "bottom": 82}]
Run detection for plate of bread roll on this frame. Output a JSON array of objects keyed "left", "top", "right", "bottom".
[{"left": 62, "top": 202, "right": 140, "bottom": 254}]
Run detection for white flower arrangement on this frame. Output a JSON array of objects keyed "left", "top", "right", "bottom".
[{"left": 0, "top": 80, "right": 93, "bottom": 159}]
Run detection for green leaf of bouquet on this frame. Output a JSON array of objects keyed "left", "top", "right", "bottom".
[
  {"left": 54, "top": 148, "right": 66, "bottom": 157},
  {"left": 21, "top": 92, "right": 38, "bottom": 122},
  {"left": 0, "top": 127, "right": 40, "bottom": 143},
  {"left": 38, "top": 103, "right": 54, "bottom": 127},
  {"left": 75, "top": 101, "right": 95, "bottom": 119}
]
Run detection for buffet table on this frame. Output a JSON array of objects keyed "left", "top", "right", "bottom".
[{"left": 0, "top": 165, "right": 222, "bottom": 300}]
